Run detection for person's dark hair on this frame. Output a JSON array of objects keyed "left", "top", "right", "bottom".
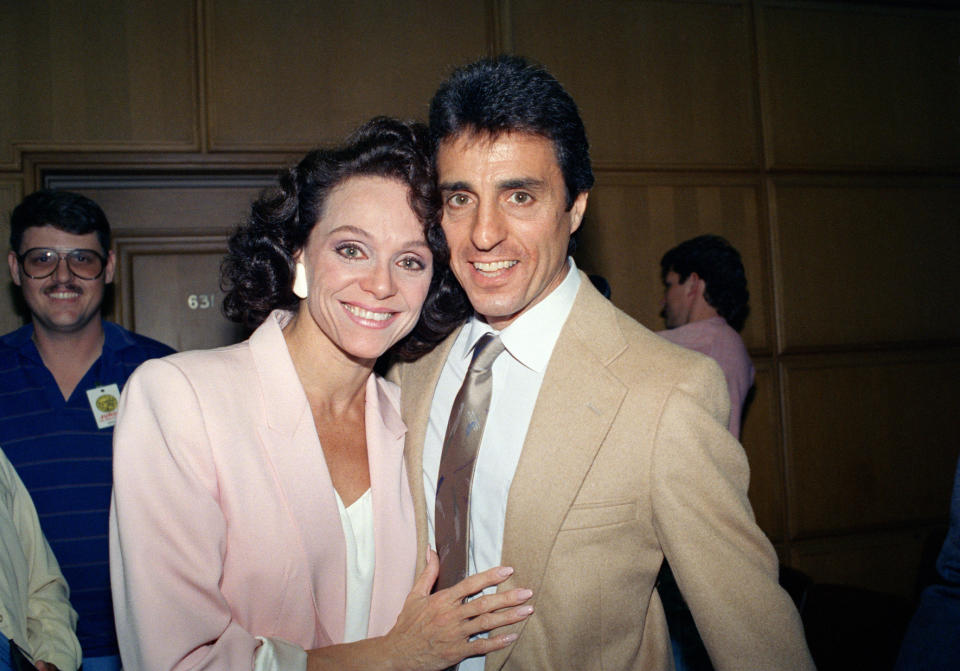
[
  {"left": 9, "top": 189, "right": 112, "bottom": 253},
  {"left": 221, "top": 116, "right": 469, "bottom": 361},
  {"left": 429, "top": 55, "right": 594, "bottom": 254},
  {"left": 660, "top": 234, "right": 750, "bottom": 332}
]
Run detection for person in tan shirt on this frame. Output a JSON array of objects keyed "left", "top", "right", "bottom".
[{"left": 392, "top": 55, "right": 816, "bottom": 670}]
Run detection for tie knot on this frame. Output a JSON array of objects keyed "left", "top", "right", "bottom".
[{"left": 470, "top": 334, "right": 505, "bottom": 373}]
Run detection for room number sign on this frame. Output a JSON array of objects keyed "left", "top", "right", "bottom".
[{"left": 187, "top": 293, "right": 216, "bottom": 310}]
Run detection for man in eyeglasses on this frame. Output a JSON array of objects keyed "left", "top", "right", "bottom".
[{"left": 2, "top": 189, "right": 174, "bottom": 671}]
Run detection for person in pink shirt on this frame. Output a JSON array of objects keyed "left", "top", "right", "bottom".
[{"left": 658, "top": 234, "right": 754, "bottom": 439}]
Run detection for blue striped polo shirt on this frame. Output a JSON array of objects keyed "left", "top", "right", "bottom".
[{"left": 0, "top": 321, "right": 174, "bottom": 658}]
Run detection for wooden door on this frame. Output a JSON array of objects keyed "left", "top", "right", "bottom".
[{"left": 44, "top": 171, "right": 279, "bottom": 352}]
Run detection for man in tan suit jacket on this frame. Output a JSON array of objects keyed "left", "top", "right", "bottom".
[{"left": 393, "top": 56, "right": 815, "bottom": 670}]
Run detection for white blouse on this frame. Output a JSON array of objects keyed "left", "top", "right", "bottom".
[
  {"left": 254, "top": 488, "right": 376, "bottom": 670},
  {"left": 336, "top": 488, "right": 375, "bottom": 643}
]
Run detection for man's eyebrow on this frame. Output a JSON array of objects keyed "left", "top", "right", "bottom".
[
  {"left": 438, "top": 177, "right": 547, "bottom": 193},
  {"left": 498, "top": 177, "right": 546, "bottom": 191},
  {"left": 438, "top": 180, "right": 471, "bottom": 192}
]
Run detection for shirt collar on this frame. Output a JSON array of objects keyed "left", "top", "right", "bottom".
[
  {"left": 4, "top": 320, "right": 124, "bottom": 368},
  {"left": 456, "top": 258, "right": 581, "bottom": 373},
  {"left": 4, "top": 319, "right": 120, "bottom": 350},
  {"left": 102, "top": 320, "right": 134, "bottom": 352},
  {"left": 2, "top": 323, "right": 35, "bottom": 350}
]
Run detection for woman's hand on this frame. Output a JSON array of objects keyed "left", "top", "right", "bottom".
[
  {"left": 304, "top": 551, "right": 532, "bottom": 671},
  {"left": 380, "top": 549, "right": 533, "bottom": 671}
]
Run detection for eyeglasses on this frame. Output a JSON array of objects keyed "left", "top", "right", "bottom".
[{"left": 15, "top": 247, "right": 107, "bottom": 280}]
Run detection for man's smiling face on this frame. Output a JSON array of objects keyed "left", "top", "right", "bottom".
[
  {"left": 8, "top": 225, "right": 115, "bottom": 336},
  {"left": 436, "top": 131, "right": 587, "bottom": 330}
]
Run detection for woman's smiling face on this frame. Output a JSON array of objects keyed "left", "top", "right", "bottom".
[{"left": 295, "top": 175, "right": 433, "bottom": 362}]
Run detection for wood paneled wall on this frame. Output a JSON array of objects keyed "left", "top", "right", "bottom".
[{"left": 2, "top": 0, "right": 958, "bottom": 602}]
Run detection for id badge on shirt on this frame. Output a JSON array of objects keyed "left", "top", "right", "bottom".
[{"left": 86, "top": 383, "right": 121, "bottom": 429}]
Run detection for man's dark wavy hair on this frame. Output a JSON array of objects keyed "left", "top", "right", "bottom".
[
  {"left": 10, "top": 189, "right": 111, "bottom": 253},
  {"left": 429, "top": 55, "right": 594, "bottom": 254},
  {"left": 660, "top": 234, "right": 750, "bottom": 332},
  {"left": 221, "top": 116, "right": 470, "bottom": 361}
]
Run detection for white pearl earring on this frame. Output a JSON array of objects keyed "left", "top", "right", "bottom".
[{"left": 292, "top": 262, "right": 308, "bottom": 299}]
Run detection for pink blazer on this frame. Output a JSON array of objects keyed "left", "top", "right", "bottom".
[{"left": 109, "top": 311, "right": 417, "bottom": 671}]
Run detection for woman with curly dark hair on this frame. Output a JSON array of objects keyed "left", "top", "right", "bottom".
[{"left": 110, "top": 117, "right": 533, "bottom": 671}]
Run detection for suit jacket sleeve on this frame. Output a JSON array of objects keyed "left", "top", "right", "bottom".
[
  {"left": 650, "top": 356, "right": 814, "bottom": 670},
  {"left": 1, "top": 455, "right": 81, "bottom": 671},
  {"left": 110, "top": 358, "right": 262, "bottom": 671}
]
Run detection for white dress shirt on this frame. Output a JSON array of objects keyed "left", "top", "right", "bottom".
[{"left": 423, "top": 259, "right": 581, "bottom": 670}]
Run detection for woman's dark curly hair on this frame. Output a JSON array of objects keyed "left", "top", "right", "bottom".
[{"left": 221, "top": 116, "right": 469, "bottom": 360}]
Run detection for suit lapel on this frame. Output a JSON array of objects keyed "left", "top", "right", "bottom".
[
  {"left": 366, "top": 376, "right": 418, "bottom": 635},
  {"left": 250, "top": 313, "right": 345, "bottom": 646},
  {"left": 399, "top": 330, "right": 461, "bottom": 570},
  {"left": 487, "top": 280, "right": 629, "bottom": 670}
]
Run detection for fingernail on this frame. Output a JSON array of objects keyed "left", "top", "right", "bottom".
[
  {"left": 517, "top": 589, "right": 533, "bottom": 599},
  {"left": 518, "top": 605, "right": 534, "bottom": 615},
  {"left": 498, "top": 566, "right": 514, "bottom": 577},
  {"left": 502, "top": 633, "right": 518, "bottom": 643}
]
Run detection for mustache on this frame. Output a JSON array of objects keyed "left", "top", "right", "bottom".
[{"left": 43, "top": 283, "right": 83, "bottom": 295}]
